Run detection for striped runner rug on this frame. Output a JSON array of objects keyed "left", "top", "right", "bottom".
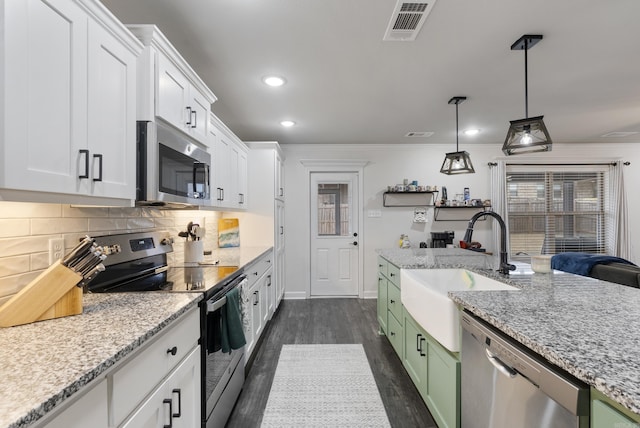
[{"left": 261, "top": 344, "right": 391, "bottom": 427}]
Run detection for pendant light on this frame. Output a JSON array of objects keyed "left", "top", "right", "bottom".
[
  {"left": 502, "top": 34, "right": 552, "bottom": 155},
  {"left": 440, "top": 96, "right": 475, "bottom": 175}
]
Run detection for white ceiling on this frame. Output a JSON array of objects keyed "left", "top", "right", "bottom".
[{"left": 101, "top": 0, "right": 640, "bottom": 147}]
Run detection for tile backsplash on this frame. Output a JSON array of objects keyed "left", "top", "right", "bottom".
[{"left": 0, "top": 202, "right": 224, "bottom": 305}]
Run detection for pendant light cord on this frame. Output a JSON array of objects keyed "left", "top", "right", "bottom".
[
  {"left": 455, "top": 102, "right": 459, "bottom": 151},
  {"left": 524, "top": 38, "right": 529, "bottom": 119}
]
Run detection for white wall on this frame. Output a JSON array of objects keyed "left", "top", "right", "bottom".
[{"left": 282, "top": 142, "right": 639, "bottom": 299}]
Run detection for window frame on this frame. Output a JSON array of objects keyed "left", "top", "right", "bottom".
[{"left": 505, "top": 164, "right": 610, "bottom": 260}]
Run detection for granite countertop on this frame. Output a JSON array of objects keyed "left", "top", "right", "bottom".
[
  {"left": 0, "top": 245, "right": 273, "bottom": 428},
  {"left": 377, "top": 248, "right": 640, "bottom": 416},
  {"left": 0, "top": 292, "right": 202, "bottom": 428}
]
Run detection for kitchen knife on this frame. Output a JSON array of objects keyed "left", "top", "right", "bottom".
[
  {"left": 61, "top": 236, "right": 94, "bottom": 267},
  {"left": 77, "top": 263, "right": 105, "bottom": 287}
]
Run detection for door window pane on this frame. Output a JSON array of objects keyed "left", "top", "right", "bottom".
[{"left": 317, "top": 183, "right": 350, "bottom": 236}]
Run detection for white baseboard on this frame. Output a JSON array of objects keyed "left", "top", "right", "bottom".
[
  {"left": 284, "top": 291, "right": 307, "bottom": 300},
  {"left": 362, "top": 290, "right": 378, "bottom": 299}
]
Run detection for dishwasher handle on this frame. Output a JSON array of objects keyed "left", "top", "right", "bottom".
[{"left": 485, "top": 348, "right": 517, "bottom": 378}]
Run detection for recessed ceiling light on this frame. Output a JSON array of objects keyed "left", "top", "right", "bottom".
[
  {"left": 263, "top": 76, "right": 286, "bottom": 87},
  {"left": 464, "top": 129, "right": 480, "bottom": 136},
  {"left": 280, "top": 120, "right": 295, "bottom": 127}
]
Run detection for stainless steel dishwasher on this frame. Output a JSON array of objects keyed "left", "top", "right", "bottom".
[{"left": 460, "top": 311, "right": 590, "bottom": 428}]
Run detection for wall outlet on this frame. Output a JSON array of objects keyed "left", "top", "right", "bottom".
[
  {"left": 49, "top": 238, "right": 65, "bottom": 265},
  {"left": 368, "top": 210, "right": 382, "bottom": 218}
]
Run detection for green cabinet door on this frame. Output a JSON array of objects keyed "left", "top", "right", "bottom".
[
  {"left": 425, "top": 337, "right": 460, "bottom": 428},
  {"left": 403, "top": 308, "right": 428, "bottom": 398},
  {"left": 377, "top": 273, "right": 388, "bottom": 334}
]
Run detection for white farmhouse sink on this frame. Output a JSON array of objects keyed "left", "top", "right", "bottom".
[{"left": 401, "top": 269, "right": 518, "bottom": 352}]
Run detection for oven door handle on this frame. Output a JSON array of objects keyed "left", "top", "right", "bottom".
[{"left": 207, "top": 296, "right": 227, "bottom": 313}]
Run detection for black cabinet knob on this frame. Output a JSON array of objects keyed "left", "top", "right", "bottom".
[{"left": 166, "top": 346, "right": 177, "bottom": 356}]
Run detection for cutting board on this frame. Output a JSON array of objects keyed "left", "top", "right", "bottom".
[{"left": 218, "top": 218, "right": 240, "bottom": 248}]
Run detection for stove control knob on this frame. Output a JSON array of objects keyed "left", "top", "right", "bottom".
[{"left": 161, "top": 237, "right": 174, "bottom": 246}]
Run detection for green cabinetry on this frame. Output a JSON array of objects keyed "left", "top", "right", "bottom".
[
  {"left": 591, "top": 388, "right": 640, "bottom": 427},
  {"left": 377, "top": 256, "right": 403, "bottom": 359},
  {"left": 377, "top": 256, "right": 460, "bottom": 428},
  {"left": 377, "top": 273, "right": 388, "bottom": 333},
  {"left": 403, "top": 308, "right": 460, "bottom": 428},
  {"left": 425, "top": 333, "right": 460, "bottom": 428}
]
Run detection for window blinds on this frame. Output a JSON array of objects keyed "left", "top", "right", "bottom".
[{"left": 506, "top": 164, "right": 607, "bottom": 259}]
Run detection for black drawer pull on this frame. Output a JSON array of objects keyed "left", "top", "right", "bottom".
[
  {"left": 172, "top": 389, "right": 182, "bottom": 417},
  {"left": 163, "top": 398, "right": 173, "bottom": 428},
  {"left": 166, "top": 346, "right": 177, "bottom": 356}
]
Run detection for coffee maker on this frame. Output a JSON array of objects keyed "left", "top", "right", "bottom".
[{"left": 429, "top": 231, "right": 454, "bottom": 248}]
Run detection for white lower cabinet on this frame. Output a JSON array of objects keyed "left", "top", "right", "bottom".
[
  {"left": 121, "top": 346, "right": 201, "bottom": 428},
  {"left": 43, "top": 379, "right": 108, "bottom": 428},
  {"left": 242, "top": 250, "right": 273, "bottom": 361},
  {"left": 111, "top": 308, "right": 200, "bottom": 427}
]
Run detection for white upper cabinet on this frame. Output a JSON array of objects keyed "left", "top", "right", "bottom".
[
  {"left": 128, "top": 25, "right": 216, "bottom": 146},
  {"left": 0, "top": 0, "right": 142, "bottom": 204},
  {"left": 87, "top": 18, "right": 138, "bottom": 199},
  {"left": 209, "top": 113, "right": 248, "bottom": 210}
]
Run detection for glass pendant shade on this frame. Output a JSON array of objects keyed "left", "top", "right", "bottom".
[
  {"left": 440, "top": 150, "right": 475, "bottom": 174},
  {"left": 502, "top": 115, "right": 552, "bottom": 155}
]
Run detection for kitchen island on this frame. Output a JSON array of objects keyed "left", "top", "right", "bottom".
[{"left": 377, "top": 247, "right": 640, "bottom": 420}]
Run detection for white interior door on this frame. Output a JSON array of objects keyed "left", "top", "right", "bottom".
[{"left": 310, "top": 172, "right": 359, "bottom": 296}]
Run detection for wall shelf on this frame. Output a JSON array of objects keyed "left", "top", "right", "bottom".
[
  {"left": 383, "top": 191, "right": 439, "bottom": 207},
  {"left": 433, "top": 205, "right": 491, "bottom": 221}
]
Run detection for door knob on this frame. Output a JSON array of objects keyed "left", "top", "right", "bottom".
[{"left": 353, "top": 232, "right": 358, "bottom": 237}]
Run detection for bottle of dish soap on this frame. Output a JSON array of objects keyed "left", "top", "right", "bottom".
[{"left": 399, "top": 234, "right": 405, "bottom": 248}]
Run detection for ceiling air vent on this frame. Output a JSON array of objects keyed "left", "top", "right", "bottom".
[
  {"left": 405, "top": 131, "right": 434, "bottom": 138},
  {"left": 383, "top": 1, "right": 437, "bottom": 42}
]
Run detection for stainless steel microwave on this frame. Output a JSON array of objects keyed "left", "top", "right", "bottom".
[{"left": 136, "top": 120, "right": 211, "bottom": 207}]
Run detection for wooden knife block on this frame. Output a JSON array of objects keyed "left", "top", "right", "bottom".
[{"left": 0, "top": 261, "right": 83, "bottom": 328}]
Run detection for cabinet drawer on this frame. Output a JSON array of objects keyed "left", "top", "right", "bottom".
[
  {"left": 387, "top": 311, "right": 403, "bottom": 357},
  {"left": 387, "top": 282, "right": 402, "bottom": 321},
  {"left": 111, "top": 308, "right": 200, "bottom": 426},
  {"left": 246, "top": 251, "right": 274, "bottom": 287},
  {"left": 121, "top": 346, "right": 201, "bottom": 428},
  {"left": 387, "top": 263, "right": 401, "bottom": 287},
  {"left": 377, "top": 256, "right": 388, "bottom": 277}
]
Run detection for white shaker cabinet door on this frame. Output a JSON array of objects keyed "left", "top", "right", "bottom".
[
  {"left": 237, "top": 147, "right": 248, "bottom": 209},
  {"left": 43, "top": 379, "right": 108, "bottom": 428},
  {"left": 87, "top": 19, "right": 137, "bottom": 199},
  {"left": 156, "top": 53, "right": 190, "bottom": 132},
  {"left": 187, "top": 88, "right": 210, "bottom": 144},
  {"left": 3, "top": 0, "right": 88, "bottom": 194}
]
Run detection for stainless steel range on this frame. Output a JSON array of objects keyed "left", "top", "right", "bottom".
[{"left": 87, "top": 231, "right": 246, "bottom": 428}]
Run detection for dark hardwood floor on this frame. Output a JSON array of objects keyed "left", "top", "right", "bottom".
[{"left": 226, "top": 298, "right": 436, "bottom": 428}]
